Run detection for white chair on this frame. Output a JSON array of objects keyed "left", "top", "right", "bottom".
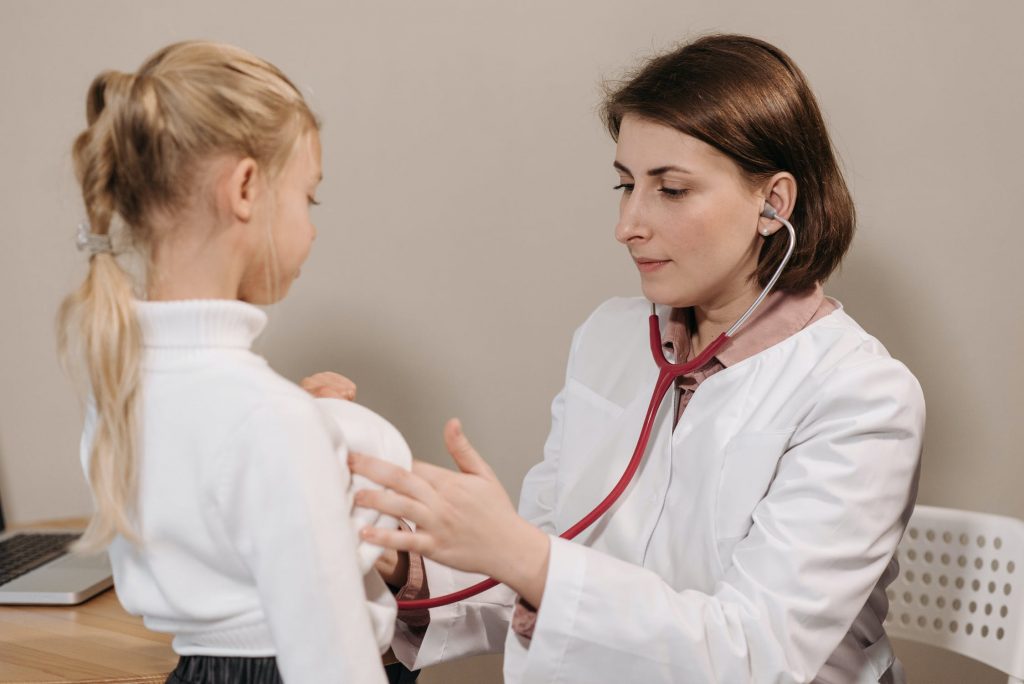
[{"left": 885, "top": 505, "right": 1024, "bottom": 683}]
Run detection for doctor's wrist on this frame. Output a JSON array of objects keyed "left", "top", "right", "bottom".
[{"left": 491, "top": 518, "right": 550, "bottom": 608}]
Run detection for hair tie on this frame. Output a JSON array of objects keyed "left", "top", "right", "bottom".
[{"left": 76, "top": 220, "right": 113, "bottom": 255}]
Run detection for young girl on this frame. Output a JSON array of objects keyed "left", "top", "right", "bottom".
[{"left": 59, "top": 41, "right": 408, "bottom": 684}]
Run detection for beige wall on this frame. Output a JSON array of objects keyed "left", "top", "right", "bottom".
[{"left": 2, "top": 1, "right": 1021, "bottom": 682}]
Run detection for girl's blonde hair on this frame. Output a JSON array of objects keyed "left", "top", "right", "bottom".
[{"left": 59, "top": 41, "right": 319, "bottom": 552}]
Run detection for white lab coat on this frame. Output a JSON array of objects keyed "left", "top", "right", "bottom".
[{"left": 392, "top": 297, "right": 924, "bottom": 683}]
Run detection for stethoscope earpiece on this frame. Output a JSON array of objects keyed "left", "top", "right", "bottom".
[{"left": 759, "top": 203, "right": 779, "bottom": 236}]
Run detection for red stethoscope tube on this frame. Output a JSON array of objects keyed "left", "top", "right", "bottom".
[
  {"left": 398, "top": 207, "right": 794, "bottom": 610},
  {"left": 397, "top": 317, "right": 730, "bottom": 610}
]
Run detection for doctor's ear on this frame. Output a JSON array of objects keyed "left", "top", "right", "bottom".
[{"left": 757, "top": 172, "right": 797, "bottom": 237}]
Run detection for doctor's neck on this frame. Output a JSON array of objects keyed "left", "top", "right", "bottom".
[{"left": 688, "top": 286, "right": 763, "bottom": 356}]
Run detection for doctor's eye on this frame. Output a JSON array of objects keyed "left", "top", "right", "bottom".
[
  {"left": 658, "top": 187, "right": 688, "bottom": 198},
  {"left": 612, "top": 183, "right": 634, "bottom": 194},
  {"left": 308, "top": 196, "right": 321, "bottom": 206}
]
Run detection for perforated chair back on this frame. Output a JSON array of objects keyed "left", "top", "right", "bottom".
[{"left": 885, "top": 505, "right": 1024, "bottom": 683}]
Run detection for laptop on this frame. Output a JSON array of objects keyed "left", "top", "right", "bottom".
[{"left": 0, "top": 487, "right": 113, "bottom": 605}]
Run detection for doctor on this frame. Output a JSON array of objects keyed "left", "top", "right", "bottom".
[{"left": 348, "top": 34, "right": 925, "bottom": 683}]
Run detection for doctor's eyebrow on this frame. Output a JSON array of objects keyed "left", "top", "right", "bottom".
[{"left": 613, "top": 161, "right": 694, "bottom": 177}]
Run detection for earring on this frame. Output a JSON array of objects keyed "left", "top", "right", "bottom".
[{"left": 759, "top": 228, "right": 770, "bottom": 236}]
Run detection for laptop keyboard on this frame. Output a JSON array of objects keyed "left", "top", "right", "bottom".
[{"left": 0, "top": 533, "right": 81, "bottom": 586}]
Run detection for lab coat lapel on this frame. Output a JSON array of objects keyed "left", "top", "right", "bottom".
[{"left": 553, "top": 362, "right": 676, "bottom": 565}]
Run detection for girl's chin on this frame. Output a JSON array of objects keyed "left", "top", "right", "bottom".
[{"left": 238, "top": 280, "right": 296, "bottom": 305}]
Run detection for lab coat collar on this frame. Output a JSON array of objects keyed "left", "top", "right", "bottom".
[{"left": 661, "top": 285, "right": 827, "bottom": 368}]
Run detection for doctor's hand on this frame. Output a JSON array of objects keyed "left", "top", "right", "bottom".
[
  {"left": 348, "top": 419, "right": 550, "bottom": 608},
  {"left": 300, "top": 371, "right": 357, "bottom": 401}
]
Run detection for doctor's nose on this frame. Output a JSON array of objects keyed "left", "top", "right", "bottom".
[{"left": 615, "top": 194, "right": 651, "bottom": 244}]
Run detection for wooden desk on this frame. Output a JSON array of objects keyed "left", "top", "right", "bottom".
[
  {"left": 0, "top": 588, "right": 176, "bottom": 683},
  {"left": 0, "top": 519, "right": 175, "bottom": 683},
  {"left": 0, "top": 520, "right": 399, "bottom": 682}
]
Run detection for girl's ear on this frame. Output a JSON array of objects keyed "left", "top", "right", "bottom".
[{"left": 225, "top": 157, "right": 260, "bottom": 223}]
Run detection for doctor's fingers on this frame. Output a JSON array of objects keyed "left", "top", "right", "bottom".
[
  {"left": 444, "top": 418, "right": 497, "bottom": 479},
  {"left": 353, "top": 488, "right": 434, "bottom": 529},
  {"left": 409, "top": 459, "right": 494, "bottom": 493},
  {"left": 409, "top": 459, "right": 459, "bottom": 486},
  {"left": 359, "top": 525, "right": 432, "bottom": 556},
  {"left": 349, "top": 453, "right": 440, "bottom": 507}
]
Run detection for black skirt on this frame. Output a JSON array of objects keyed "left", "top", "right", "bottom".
[
  {"left": 165, "top": 655, "right": 419, "bottom": 683},
  {"left": 166, "top": 655, "right": 283, "bottom": 684}
]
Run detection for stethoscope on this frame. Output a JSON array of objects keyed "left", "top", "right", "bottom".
[{"left": 398, "top": 204, "right": 797, "bottom": 610}]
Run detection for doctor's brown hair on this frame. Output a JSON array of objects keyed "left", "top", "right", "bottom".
[{"left": 601, "top": 34, "right": 855, "bottom": 292}]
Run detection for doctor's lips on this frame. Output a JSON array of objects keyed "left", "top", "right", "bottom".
[{"left": 633, "top": 256, "right": 671, "bottom": 273}]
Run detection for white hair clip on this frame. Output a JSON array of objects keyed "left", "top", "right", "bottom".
[{"left": 76, "top": 220, "right": 113, "bottom": 255}]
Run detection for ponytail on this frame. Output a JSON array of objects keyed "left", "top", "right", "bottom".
[
  {"left": 59, "top": 71, "right": 143, "bottom": 552},
  {"left": 58, "top": 255, "right": 142, "bottom": 552}
]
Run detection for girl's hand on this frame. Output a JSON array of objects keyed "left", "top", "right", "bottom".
[
  {"left": 301, "top": 371, "right": 357, "bottom": 401},
  {"left": 375, "top": 548, "right": 409, "bottom": 589},
  {"left": 348, "top": 419, "right": 550, "bottom": 607}
]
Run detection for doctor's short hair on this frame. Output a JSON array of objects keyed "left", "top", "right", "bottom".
[{"left": 601, "top": 34, "right": 855, "bottom": 293}]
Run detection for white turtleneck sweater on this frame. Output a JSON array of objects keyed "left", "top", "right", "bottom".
[{"left": 79, "top": 299, "right": 409, "bottom": 684}]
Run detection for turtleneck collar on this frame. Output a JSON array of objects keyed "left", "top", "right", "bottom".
[{"left": 134, "top": 299, "right": 267, "bottom": 350}]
